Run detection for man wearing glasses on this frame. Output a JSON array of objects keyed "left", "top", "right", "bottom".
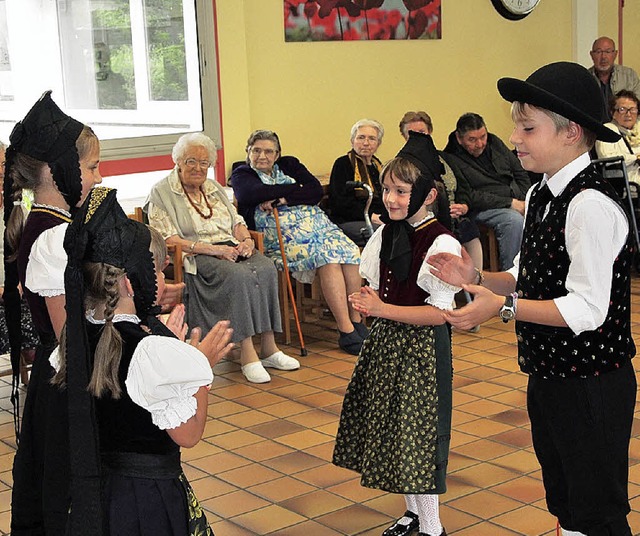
[{"left": 589, "top": 36, "right": 640, "bottom": 120}]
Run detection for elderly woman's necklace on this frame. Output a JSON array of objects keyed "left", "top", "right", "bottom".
[{"left": 183, "top": 184, "right": 213, "bottom": 219}]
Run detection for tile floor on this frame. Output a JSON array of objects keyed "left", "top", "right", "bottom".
[{"left": 1, "top": 283, "right": 640, "bottom": 535}]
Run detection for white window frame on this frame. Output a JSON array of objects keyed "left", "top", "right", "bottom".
[{"left": 0, "top": 0, "right": 221, "bottom": 163}]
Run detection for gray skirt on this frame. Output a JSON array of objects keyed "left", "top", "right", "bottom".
[{"left": 184, "top": 251, "right": 282, "bottom": 343}]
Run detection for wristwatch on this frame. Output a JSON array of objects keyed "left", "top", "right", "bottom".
[{"left": 499, "top": 293, "right": 518, "bottom": 323}]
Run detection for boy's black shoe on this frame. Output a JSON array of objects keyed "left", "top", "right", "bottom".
[{"left": 382, "top": 510, "right": 419, "bottom": 536}]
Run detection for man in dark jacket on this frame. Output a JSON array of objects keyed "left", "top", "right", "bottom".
[{"left": 443, "top": 112, "right": 530, "bottom": 269}]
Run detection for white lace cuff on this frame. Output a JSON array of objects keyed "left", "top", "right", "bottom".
[
  {"left": 427, "top": 294, "right": 457, "bottom": 311},
  {"left": 149, "top": 394, "right": 199, "bottom": 430}
]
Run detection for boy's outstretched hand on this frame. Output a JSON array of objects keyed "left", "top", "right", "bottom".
[
  {"left": 427, "top": 248, "right": 476, "bottom": 288},
  {"left": 190, "top": 320, "right": 234, "bottom": 368},
  {"left": 442, "top": 285, "right": 504, "bottom": 330}
]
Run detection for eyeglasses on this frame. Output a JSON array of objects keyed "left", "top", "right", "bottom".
[
  {"left": 250, "top": 147, "right": 277, "bottom": 157},
  {"left": 615, "top": 106, "right": 638, "bottom": 115},
  {"left": 592, "top": 49, "right": 616, "bottom": 55},
  {"left": 184, "top": 158, "right": 211, "bottom": 169},
  {"left": 354, "top": 135, "right": 379, "bottom": 143}
]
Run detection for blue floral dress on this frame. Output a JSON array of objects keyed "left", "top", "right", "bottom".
[{"left": 254, "top": 166, "right": 360, "bottom": 284}]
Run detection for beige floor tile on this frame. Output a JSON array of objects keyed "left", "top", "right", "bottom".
[
  {"left": 233, "top": 439, "right": 295, "bottom": 463},
  {"left": 448, "top": 489, "right": 525, "bottom": 519},
  {"left": 491, "top": 504, "right": 558, "bottom": 535},
  {"left": 232, "top": 504, "right": 307, "bottom": 534},
  {"left": 279, "top": 489, "right": 352, "bottom": 518},
  {"left": 218, "top": 463, "right": 283, "bottom": 488},
  {"left": 202, "top": 489, "right": 270, "bottom": 518},
  {"left": 315, "top": 504, "right": 391, "bottom": 534},
  {"left": 248, "top": 475, "right": 316, "bottom": 503}
]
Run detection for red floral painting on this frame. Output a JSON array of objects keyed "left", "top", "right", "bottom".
[{"left": 284, "top": 0, "right": 441, "bottom": 41}]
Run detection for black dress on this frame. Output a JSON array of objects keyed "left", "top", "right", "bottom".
[{"left": 91, "top": 320, "right": 213, "bottom": 536}]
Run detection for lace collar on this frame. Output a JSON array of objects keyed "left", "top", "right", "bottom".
[
  {"left": 86, "top": 310, "right": 141, "bottom": 324},
  {"left": 411, "top": 211, "right": 435, "bottom": 228},
  {"left": 32, "top": 203, "right": 72, "bottom": 219}
]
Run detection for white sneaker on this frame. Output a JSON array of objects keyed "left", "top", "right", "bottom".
[
  {"left": 261, "top": 351, "right": 300, "bottom": 371},
  {"left": 241, "top": 361, "right": 271, "bottom": 383}
]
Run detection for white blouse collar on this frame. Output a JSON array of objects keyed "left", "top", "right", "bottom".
[
  {"left": 410, "top": 211, "right": 435, "bottom": 228},
  {"left": 86, "top": 310, "right": 141, "bottom": 324},
  {"left": 32, "top": 203, "right": 72, "bottom": 219}
]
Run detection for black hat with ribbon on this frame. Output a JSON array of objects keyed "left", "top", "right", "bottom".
[
  {"left": 5, "top": 90, "right": 85, "bottom": 212},
  {"left": 63, "top": 187, "right": 162, "bottom": 535},
  {"left": 380, "top": 131, "right": 441, "bottom": 282},
  {"left": 497, "top": 61, "right": 621, "bottom": 143}
]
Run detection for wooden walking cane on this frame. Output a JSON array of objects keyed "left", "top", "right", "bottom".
[{"left": 272, "top": 205, "right": 307, "bottom": 356}]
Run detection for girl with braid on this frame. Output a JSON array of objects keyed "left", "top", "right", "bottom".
[{"left": 56, "top": 187, "right": 233, "bottom": 535}]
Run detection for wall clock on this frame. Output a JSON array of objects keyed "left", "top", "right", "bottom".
[{"left": 490, "top": 0, "right": 541, "bottom": 20}]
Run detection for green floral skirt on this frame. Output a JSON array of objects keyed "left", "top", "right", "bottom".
[
  {"left": 333, "top": 319, "right": 452, "bottom": 494},
  {"left": 180, "top": 473, "right": 214, "bottom": 535}
]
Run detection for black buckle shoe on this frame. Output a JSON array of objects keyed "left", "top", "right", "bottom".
[{"left": 382, "top": 510, "right": 419, "bottom": 536}]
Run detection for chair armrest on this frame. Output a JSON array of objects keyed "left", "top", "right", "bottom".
[
  {"left": 166, "top": 243, "right": 183, "bottom": 285},
  {"left": 249, "top": 230, "right": 265, "bottom": 253}
]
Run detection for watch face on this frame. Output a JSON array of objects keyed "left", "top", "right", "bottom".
[
  {"left": 500, "top": 309, "right": 516, "bottom": 321},
  {"left": 491, "top": 0, "right": 540, "bottom": 20}
]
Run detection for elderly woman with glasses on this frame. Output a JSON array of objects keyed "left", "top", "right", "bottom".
[
  {"left": 145, "top": 132, "right": 299, "bottom": 384},
  {"left": 230, "top": 130, "right": 366, "bottom": 356},
  {"left": 595, "top": 89, "right": 640, "bottom": 185},
  {"left": 328, "top": 118, "right": 385, "bottom": 246}
]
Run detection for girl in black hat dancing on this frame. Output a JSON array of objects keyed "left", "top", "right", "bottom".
[
  {"left": 333, "top": 132, "right": 462, "bottom": 536},
  {"left": 4, "top": 91, "right": 103, "bottom": 535}
]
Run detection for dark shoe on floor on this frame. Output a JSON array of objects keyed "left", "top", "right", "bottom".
[
  {"left": 382, "top": 510, "right": 419, "bottom": 536},
  {"left": 417, "top": 529, "right": 446, "bottom": 536},
  {"left": 353, "top": 321, "right": 369, "bottom": 339},
  {"left": 338, "top": 329, "right": 364, "bottom": 355}
]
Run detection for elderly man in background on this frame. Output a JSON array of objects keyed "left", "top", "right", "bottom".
[
  {"left": 442, "top": 112, "right": 530, "bottom": 271},
  {"left": 589, "top": 36, "right": 640, "bottom": 120}
]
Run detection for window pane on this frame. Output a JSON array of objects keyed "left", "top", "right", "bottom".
[
  {"left": 0, "top": 0, "right": 12, "bottom": 103},
  {"left": 144, "top": 0, "right": 187, "bottom": 102},
  {"left": 93, "top": 2, "right": 137, "bottom": 109},
  {"left": 0, "top": 0, "right": 205, "bottom": 144}
]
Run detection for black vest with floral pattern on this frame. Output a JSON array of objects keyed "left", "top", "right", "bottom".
[{"left": 515, "top": 165, "right": 635, "bottom": 378}]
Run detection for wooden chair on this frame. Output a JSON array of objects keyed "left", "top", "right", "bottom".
[
  {"left": 0, "top": 349, "right": 34, "bottom": 386},
  {"left": 478, "top": 223, "right": 500, "bottom": 272},
  {"left": 130, "top": 208, "right": 183, "bottom": 297}
]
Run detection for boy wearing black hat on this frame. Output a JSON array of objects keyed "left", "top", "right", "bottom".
[{"left": 429, "top": 62, "right": 636, "bottom": 535}]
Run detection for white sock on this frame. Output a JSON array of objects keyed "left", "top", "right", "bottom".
[
  {"left": 404, "top": 494, "right": 418, "bottom": 516},
  {"left": 562, "top": 529, "right": 587, "bottom": 536},
  {"left": 388, "top": 495, "right": 418, "bottom": 527},
  {"left": 412, "top": 493, "right": 443, "bottom": 535}
]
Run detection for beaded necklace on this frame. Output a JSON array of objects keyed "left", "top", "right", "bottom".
[{"left": 182, "top": 183, "right": 213, "bottom": 220}]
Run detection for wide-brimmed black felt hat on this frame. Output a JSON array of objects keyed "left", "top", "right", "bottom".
[{"left": 497, "top": 61, "right": 620, "bottom": 143}]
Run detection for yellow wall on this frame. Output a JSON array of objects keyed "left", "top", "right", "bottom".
[
  {"left": 621, "top": 1, "right": 640, "bottom": 75},
  {"left": 217, "top": 1, "right": 577, "bottom": 176}
]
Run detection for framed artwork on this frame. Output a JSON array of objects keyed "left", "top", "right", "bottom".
[{"left": 284, "top": 0, "right": 441, "bottom": 41}]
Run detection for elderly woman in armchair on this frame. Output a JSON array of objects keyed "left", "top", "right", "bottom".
[
  {"left": 230, "top": 130, "right": 366, "bottom": 355},
  {"left": 145, "top": 132, "right": 298, "bottom": 384}
]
